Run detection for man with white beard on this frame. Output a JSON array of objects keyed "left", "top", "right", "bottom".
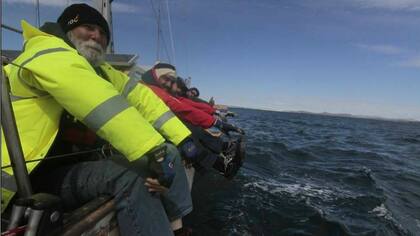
[
  {"left": 66, "top": 27, "right": 106, "bottom": 66},
  {"left": 2, "top": 3, "right": 194, "bottom": 236}
]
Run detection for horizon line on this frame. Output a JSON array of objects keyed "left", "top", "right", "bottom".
[{"left": 226, "top": 105, "right": 420, "bottom": 123}]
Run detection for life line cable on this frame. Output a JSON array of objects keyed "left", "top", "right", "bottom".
[{"left": 1, "top": 145, "right": 114, "bottom": 170}]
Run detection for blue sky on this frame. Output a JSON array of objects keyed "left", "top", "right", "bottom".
[{"left": 2, "top": 0, "right": 420, "bottom": 120}]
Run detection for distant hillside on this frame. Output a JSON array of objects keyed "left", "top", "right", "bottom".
[{"left": 228, "top": 106, "right": 420, "bottom": 123}]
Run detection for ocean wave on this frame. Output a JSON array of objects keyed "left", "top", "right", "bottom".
[
  {"left": 370, "top": 204, "right": 392, "bottom": 219},
  {"left": 242, "top": 177, "right": 355, "bottom": 235},
  {"left": 401, "top": 137, "right": 420, "bottom": 144},
  {"left": 243, "top": 175, "right": 360, "bottom": 204},
  {"left": 240, "top": 173, "right": 403, "bottom": 235},
  {"left": 190, "top": 108, "right": 420, "bottom": 235},
  {"left": 369, "top": 204, "right": 410, "bottom": 235}
]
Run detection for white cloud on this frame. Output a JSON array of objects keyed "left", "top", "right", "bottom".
[
  {"left": 355, "top": 43, "right": 405, "bottom": 55},
  {"left": 352, "top": 0, "right": 420, "bottom": 11},
  {"left": 299, "top": 0, "right": 420, "bottom": 12},
  {"left": 397, "top": 57, "right": 420, "bottom": 68},
  {"left": 4, "top": 0, "right": 68, "bottom": 6},
  {"left": 354, "top": 44, "right": 420, "bottom": 70},
  {"left": 4, "top": 0, "right": 139, "bottom": 13},
  {"left": 112, "top": 2, "right": 140, "bottom": 13}
]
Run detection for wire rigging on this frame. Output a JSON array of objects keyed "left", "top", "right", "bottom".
[
  {"left": 180, "top": 0, "right": 191, "bottom": 79},
  {"left": 157, "top": 0, "right": 161, "bottom": 61},
  {"left": 149, "top": 0, "right": 173, "bottom": 63},
  {"left": 165, "top": 0, "right": 176, "bottom": 65}
]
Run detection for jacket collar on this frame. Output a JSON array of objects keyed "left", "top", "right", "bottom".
[
  {"left": 38, "top": 22, "right": 75, "bottom": 49},
  {"left": 39, "top": 21, "right": 105, "bottom": 70},
  {"left": 141, "top": 69, "right": 160, "bottom": 86}
]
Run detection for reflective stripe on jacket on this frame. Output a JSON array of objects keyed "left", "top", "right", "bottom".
[{"left": 99, "top": 63, "right": 191, "bottom": 145}]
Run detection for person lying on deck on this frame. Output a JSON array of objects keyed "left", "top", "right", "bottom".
[
  {"left": 1, "top": 4, "right": 194, "bottom": 236},
  {"left": 174, "top": 78, "right": 216, "bottom": 115},
  {"left": 141, "top": 63, "right": 243, "bottom": 134},
  {"left": 186, "top": 86, "right": 215, "bottom": 106},
  {"left": 140, "top": 63, "right": 245, "bottom": 178},
  {"left": 175, "top": 77, "right": 235, "bottom": 120},
  {"left": 176, "top": 82, "right": 214, "bottom": 106}
]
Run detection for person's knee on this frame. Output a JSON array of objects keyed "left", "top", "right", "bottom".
[{"left": 113, "top": 170, "right": 146, "bottom": 196}]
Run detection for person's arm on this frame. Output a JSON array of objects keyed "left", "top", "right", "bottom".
[
  {"left": 101, "top": 64, "right": 191, "bottom": 145},
  {"left": 146, "top": 85, "right": 216, "bottom": 129},
  {"left": 21, "top": 44, "right": 164, "bottom": 161},
  {"left": 178, "top": 97, "right": 216, "bottom": 115}
]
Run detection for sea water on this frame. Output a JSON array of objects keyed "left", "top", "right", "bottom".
[{"left": 185, "top": 108, "right": 420, "bottom": 236}]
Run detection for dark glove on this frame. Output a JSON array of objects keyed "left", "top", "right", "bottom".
[
  {"left": 178, "top": 138, "right": 199, "bottom": 164},
  {"left": 225, "top": 111, "right": 236, "bottom": 117},
  {"left": 144, "top": 143, "right": 176, "bottom": 188},
  {"left": 213, "top": 119, "right": 245, "bottom": 134},
  {"left": 209, "top": 97, "right": 215, "bottom": 106}
]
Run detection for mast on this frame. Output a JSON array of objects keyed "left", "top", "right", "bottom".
[
  {"left": 93, "top": 0, "right": 114, "bottom": 53},
  {"left": 36, "top": 0, "right": 41, "bottom": 27}
]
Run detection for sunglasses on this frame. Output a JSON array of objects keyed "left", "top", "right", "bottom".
[{"left": 161, "top": 75, "right": 176, "bottom": 84}]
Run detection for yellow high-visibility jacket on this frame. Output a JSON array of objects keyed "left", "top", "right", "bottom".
[{"left": 1, "top": 21, "right": 191, "bottom": 211}]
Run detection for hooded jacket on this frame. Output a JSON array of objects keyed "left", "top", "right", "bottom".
[
  {"left": 141, "top": 69, "right": 216, "bottom": 128},
  {"left": 178, "top": 96, "right": 216, "bottom": 115},
  {"left": 1, "top": 21, "right": 191, "bottom": 211}
]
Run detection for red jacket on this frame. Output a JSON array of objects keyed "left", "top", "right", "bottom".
[
  {"left": 145, "top": 84, "right": 216, "bottom": 128},
  {"left": 178, "top": 97, "right": 216, "bottom": 115}
]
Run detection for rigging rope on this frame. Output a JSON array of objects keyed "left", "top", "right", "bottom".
[
  {"left": 1, "top": 24, "right": 23, "bottom": 34},
  {"left": 149, "top": 0, "right": 172, "bottom": 63},
  {"left": 180, "top": 0, "right": 191, "bottom": 78},
  {"left": 157, "top": 0, "right": 161, "bottom": 61},
  {"left": 1, "top": 147, "right": 108, "bottom": 169},
  {"left": 160, "top": 30, "right": 172, "bottom": 63},
  {"left": 165, "top": 0, "right": 176, "bottom": 65}
]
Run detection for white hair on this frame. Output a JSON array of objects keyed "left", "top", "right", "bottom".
[{"left": 67, "top": 31, "right": 105, "bottom": 66}]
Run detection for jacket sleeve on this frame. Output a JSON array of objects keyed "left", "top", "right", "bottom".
[
  {"left": 20, "top": 42, "right": 164, "bottom": 161},
  {"left": 101, "top": 64, "right": 191, "bottom": 145},
  {"left": 147, "top": 85, "right": 216, "bottom": 129},
  {"left": 178, "top": 97, "right": 216, "bottom": 115}
]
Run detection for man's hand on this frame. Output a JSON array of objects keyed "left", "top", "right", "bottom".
[
  {"left": 145, "top": 143, "right": 177, "bottom": 188},
  {"left": 213, "top": 118, "right": 245, "bottom": 135},
  {"left": 179, "top": 138, "right": 199, "bottom": 164},
  {"left": 209, "top": 97, "right": 215, "bottom": 106},
  {"left": 145, "top": 178, "right": 168, "bottom": 194}
]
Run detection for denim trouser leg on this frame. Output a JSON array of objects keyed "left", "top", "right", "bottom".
[
  {"left": 160, "top": 144, "right": 193, "bottom": 221},
  {"left": 59, "top": 154, "right": 192, "bottom": 236}
]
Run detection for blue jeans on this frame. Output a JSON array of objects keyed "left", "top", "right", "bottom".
[{"left": 53, "top": 144, "right": 192, "bottom": 236}]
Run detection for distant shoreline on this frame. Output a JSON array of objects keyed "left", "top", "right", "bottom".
[{"left": 226, "top": 105, "right": 420, "bottom": 123}]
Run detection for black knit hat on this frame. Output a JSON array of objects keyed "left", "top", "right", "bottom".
[
  {"left": 176, "top": 77, "right": 188, "bottom": 95},
  {"left": 153, "top": 63, "right": 177, "bottom": 80},
  {"left": 188, "top": 87, "right": 200, "bottom": 97},
  {"left": 57, "top": 3, "right": 110, "bottom": 44},
  {"left": 141, "top": 69, "right": 159, "bottom": 86},
  {"left": 154, "top": 63, "right": 176, "bottom": 70}
]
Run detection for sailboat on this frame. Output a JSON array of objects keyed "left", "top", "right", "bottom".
[
  {"left": 1, "top": 1, "right": 201, "bottom": 234},
  {"left": 1, "top": 1, "right": 246, "bottom": 235}
]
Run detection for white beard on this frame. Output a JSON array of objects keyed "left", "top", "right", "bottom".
[{"left": 67, "top": 31, "right": 105, "bottom": 66}]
